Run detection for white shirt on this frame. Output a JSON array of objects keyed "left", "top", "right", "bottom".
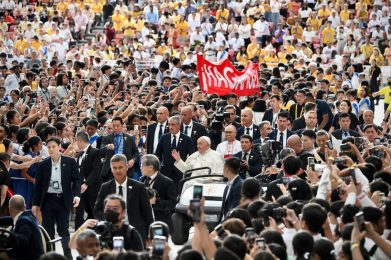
[
  {"left": 228, "top": 37, "right": 245, "bottom": 52},
  {"left": 216, "top": 140, "right": 242, "bottom": 157},
  {"left": 13, "top": 212, "right": 23, "bottom": 226},
  {"left": 225, "top": 175, "right": 240, "bottom": 201},
  {"left": 182, "top": 121, "right": 193, "bottom": 138},
  {"left": 147, "top": 172, "right": 158, "bottom": 188},
  {"left": 79, "top": 145, "right": 90, "bottom": 167},
  {"left": 243, "top": 124, "right": 255, "bottom": 138},
  {"left": 115, "top": 178, "right": 127, "bottom": 205},
  {"left": 282, "top": 228, "right": 298, "bottom": 256},
  {"left": 153, "top": 121, "right": 167, "bottom": 153},
  {"left": 48, "top": 157, "right": 63, "bottom": 193}
]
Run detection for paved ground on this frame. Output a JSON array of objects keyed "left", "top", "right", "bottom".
[{"left": 55, "top": 100, "right": 386, "bottom": 258}]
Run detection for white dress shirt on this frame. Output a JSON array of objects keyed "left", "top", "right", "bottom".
[
  {"left": 78, "top": 145, "right": 89, "bottom": 167},
  {"left": 115, "top": 178, "right": 127, "bottom": 205},
  {"left": 216, "top": 140, "right": 242, "bottom": 157},
  {"left": 48, "top": 157, "right": 63, "bottom": 193},
  {"left": 153, "top": 121, "right": 167, "bottom": 153},
  {"left": 243, "top": 124, "right": 255, "bottom": 138},
  {"left": 276, "top": 129, "right": 288, "bottom": 148},
  {"left": 182, "top": 121, "right": 193, "bottom": 138}
]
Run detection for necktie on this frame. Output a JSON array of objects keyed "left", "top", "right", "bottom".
[
  {"left": 158, "top": 124, "right": 163, "bottom": 140},
  {"left": 114, "top": 135, "right": 121, "bottom": 154},
  {"left": 118, "top": 185, "right": 123, "bottom": 197},
  {"left": 184, "top": 125, "right": 190, "bottom": 136},
  {"left": 172, "top": 135, "right": 177, "bottom": 150},
  {"left": 279, "top": 132, "right": 284, "bottom": 145},
  {"left": 145, "top": 177, "right": 151, "bottom": 187},
  {"left": 242, "top": 152, "right": 248, "bottom": 161},
  {"left": 246, "top": 128, "right": 250, "bottom": 135},
  {"left": 343, "top": 131, "right": 348, "bottom": 138}
]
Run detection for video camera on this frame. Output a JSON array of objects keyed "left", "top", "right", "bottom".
[
  {"left": 254, "top": 140, "right": 283, "bottom": 167},
  {"left": 93, "top": 221, "right": 117, "bottom": 249}
]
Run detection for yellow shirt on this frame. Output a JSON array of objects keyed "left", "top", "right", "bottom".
[
  {"left": 370, "top": 54, "right": 385, "bottom": 66},
  {"left": 278, "top": 52, "right": 287, "bottom": 63},
  {"left": 122, "top": 19, "right": 135, "bottom": 36},
  {"left": 358, "top": 10, "right": 368, "bottom": 20},
  {"left": 379, "top": 86, "right": 391, "bottom": 104},
  {"left": 157, "top": 45, "right": 169, "bottom": 56},
  {"left": 291, "top": 25, "right": 303, "bottom": 39},
  {"left": 176, "top": 21, "right": 189, "bottom": 36},
  {"left": 57, "top": 2, "right": 69, "bottom": 13},
  {"left": 15, "top": 39, "right": 29, "bottom": 54},
  {"left": 265, "top": 55, "right": 279, "bottom": 63},
  {"left": 318, "top": 9, "right": 331, "bottom": 19},
  {"left": 112, "top": 13, "right": 125, "bottom": 32},
  {"left": 285, "top": 44, "right": 295, "bottom": 54},
  {"left": 360, "top": 44, "right": 373, "bottom": 60},
  {"left": 247, "top": 43, "right": 259, "bottom": 59},
  {"left": 236, "top": 52, "right": 249, "bottom": 65},
  {"left": 91, "top": 3, "right": 103, "bottom": 13},
  {"left": 0, "top": 143, "right": 5, "bottom": 153},
  {"left": 308, "top": 18, "right": 321, "bottom": 31},
  {"left": 322, "top": 27, "right": 335, "bottom": 44},
  {"left": 340, "top": 10, "right": 350, "bottom": 22},
  {"left": 216, "top": 9, "right": 229, "bottom": 20},
  {"left": 32, "top": 40, "right": 42, "bottom": 51},
  {"left": 135, "top": 19, "right": 145, "bottom": 32}
]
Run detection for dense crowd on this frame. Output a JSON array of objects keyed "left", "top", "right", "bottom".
[{"left": 0, "top": 0, "right": 390, "bottom": 259}]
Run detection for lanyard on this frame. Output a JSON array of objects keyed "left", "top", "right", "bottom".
[{"left": 295, "top": 104, "right": 304, "bottom": 119}]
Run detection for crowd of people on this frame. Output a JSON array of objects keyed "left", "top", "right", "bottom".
[{"left": 0, "top": 0, "right": 390, "bottom": 259}]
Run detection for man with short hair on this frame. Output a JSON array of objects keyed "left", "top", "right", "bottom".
[
  {"left": 254, "top": 121, "right": 273, "bottom": 145},
  {"left": 292, "top": 102, "right": 317, "bottom": 131},
  {"left": 331, "top": 112, "right": 360, "bottom": 140},
  {"left": 85, "top": 119, "right": 101, "bottom": 148},
  {"left": 236, "top": 109, "right": 260, "bottom": 140},
  {"left": 219, "top": 157, "right": 243, "bottom": 222},
  {"left": 146, "top": 106, "right": 170, "bottom": 154},
  {"left": 267, "top": 111, "right": 294, "bottom": 148},
  {"left": 155, "top": 116, "right": 195, "bottom": 185},
  {"left": 262, "top": 95, "right": 284, "bottom": 127},
  {"left": 94, "top": 154, "right": 154, "bottom": 243},
  {"left": 289, "top": 90, "right": 306, "bottom": 121},
  {"left": 100, "top": 116, "right": 139, "bottom": 181},
  {"left": 363, "top": 124, "right": 379, "bottom": 144},
  {"left": 32, "top": 137, "right": 81, "bottom": 259},
  {"left": 287, "top": 135, "right": 312, "bottom": 175},
  {"left": 180, "top": 106, "right": 208, "bottom": 149},
  {"left": 0, "top": 195, "right": 44, "bottom": 260},
  {"left": 295, "top": 110, "right": 317, "bottom": 136},
  {"left": 216, "top": 125, "right": 242, "bottom": 158},
  {"left": 75, "top": 230, "right": 100, "bottom": 258},
  {"left": 75, "top": 131, "right": 102, "bottom": 230},
  {"left": 234, "top": 135, "right": 262, "bottom": 178},
  {"left": 140, "top": 154, "right": 176, "bottom": 232}
]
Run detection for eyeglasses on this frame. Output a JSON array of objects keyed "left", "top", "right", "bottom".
[{"left": 225, "top": 131, "right": 233, "bottom": 133}]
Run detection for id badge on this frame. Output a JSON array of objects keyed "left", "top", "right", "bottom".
[{"left": 52, "top": 181, "right": 59, "bottom": 190}]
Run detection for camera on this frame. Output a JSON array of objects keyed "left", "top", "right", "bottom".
[
  {"left": 355, "top": 212, "right": 365, "bottom": 232},
  {"left": 254, "top": 140, "right": 282, "bottom": 167},
  {"left": 256, "top": 238, "right": 266, "bottom": 250},
  {"left": 193, "top": 185, "right": 203, "bottom": 200},
  {"left": 334, "top": 157, "right": 346, "bottom": 166},
  {"left": 369, "top": 148, "right": 386, "bottom": 158},
  {"left": 354, "top": 137, "right": 365, "bottom": 152},
  {"left": 28, "top": 91, "right": 38, "bottom": 98},
  {"left": 214, "top": 113, "right": 224, "bottom": 122},
  {"left": 245, "top": 227, "right": 256, "bottom": 243},
  {"left": 308, "top": 157, "right": 315, "bottom": 171},
  {"left": 272, "top": 207, "right": 287, "bottom": 219},
  {"left": 93, "top": 221, "right": 116, "bottom": 249}
]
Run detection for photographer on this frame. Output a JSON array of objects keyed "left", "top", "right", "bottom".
[{"left": 72, "top": 195, "right": 143, "bottom": 252}]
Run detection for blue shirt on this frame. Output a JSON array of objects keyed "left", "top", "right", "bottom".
[
  {"left": 146, "top": 12, "right": 158, "bottom": 24},
  {"left": 114, "top": 132, "right": 124, "bottom": 155}
]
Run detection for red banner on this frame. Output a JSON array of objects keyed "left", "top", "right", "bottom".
[{"left": 197, "top": 55, "right": 260, "bottom": 96}]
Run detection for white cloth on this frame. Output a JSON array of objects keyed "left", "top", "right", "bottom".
[
  {"left": 174, "top": 148, "right": 224, "bottom": 176},
  {"left": 216, "top": 140, "right": 242, "bottom": 157},
  {"left": 48, "top": 157, "right": 63, "bottom": 193},
  {"left": 153, "top": 121, "right": 167, "bottom": 153}
]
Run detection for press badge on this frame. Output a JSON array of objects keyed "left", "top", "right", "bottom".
[{"left": 51, "top": 181, "right": 60, "bottom": 190}]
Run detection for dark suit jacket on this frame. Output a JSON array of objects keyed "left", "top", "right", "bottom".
[
  {"left": 331, "top": 129, "right": 360, "bottom": 140},
  {"left": 262, "top": 109, "right": 286, "bottom": 126},
  {"left": 234, "top": 150, "right": 263, "bottom": 178},
  {"left": 154, "top": 133, "right": 195, "bottom": 184},
  {"left": 33, "top": 156, "right": 81, "bottom": 210},
  {"left": 181, "top": 121, "right": 208, "bottom": 148},
  {"left": 94, "top": 178, "right": 154, "bottom": 242},
  {"left": 146, "top": 122, "right": 169, "bottom": 154},
  {"left": 292, "top": 116, "right": 306, "bottom": 131},
  {"left": 77, "top": 146, "right": 102, "bottom": 198},
  {"left": 0, "top": 211, "right": 44, "bottom": 260},
  {"left": 100, "top": 132, "right": 139, "bottom": 178},
  {"left": 220, "top": 176, "right": 243, "bottom": 222},
  {"left": 236, "top": 124, "right": 260, "bottom": 140},
  {"left": 268, "top": 129, "right": 295, "bottom": 143},
  {"left": 140, "top": 173, "right": 176, "bottom": 231}
]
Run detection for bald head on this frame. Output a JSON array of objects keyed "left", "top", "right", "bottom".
[
  {"left": 225, "top": 125, "right": 237, "bottom": 142},
  {"left": 156, "top": 106, "right": 169, "bottom": 123},
  {"left": 9, "top": 195, "right": 25, "bottom": 217},
  {"left": 287, "top": 135, "right": 303, "bottom": 154},
  {"left": 181, "top": 106, "right": 193, "bottom": 124}
]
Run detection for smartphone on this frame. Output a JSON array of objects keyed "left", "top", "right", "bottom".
[
  {"left": 308, "top": 157, "right": 315, "bottom": 171},
  {"left": 256, "top": 238, "right": 266, "bottom": 250},
  {"left": 113, "top": 236, "right": 124, "bottom": 252},
  {"left": 193, "top": 185, "right": 203, "bottom": 199},
  {"left": 214, "top": 224, "right": 226, "bottom": 239},
  {"left": 355, "top": 212, "right": 366, "bottom": 232},
  {"left": 326, "top": 140, "right": 333, "bottom": 150},
  {"left": 190, "top": 199, "right": 201, "bottom": 223},
  {"left": 152, "top": 225, "right": 163, "bottom": 237},
  {"left": 350, "top": 168, "right": 357, "bottom": 185},
  {"left": 245, "top": 227, "right": 256, "bottom": 243},
  {"left": 134, "top": 125, "right": 139, "bottom": 131},
  {"left": 152, "top": 235, "right": 166, "bottom": 257}
]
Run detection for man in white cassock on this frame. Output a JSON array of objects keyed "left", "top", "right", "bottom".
[{"left": 171, "top": 136, "right": 224, "bottom": 180}]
